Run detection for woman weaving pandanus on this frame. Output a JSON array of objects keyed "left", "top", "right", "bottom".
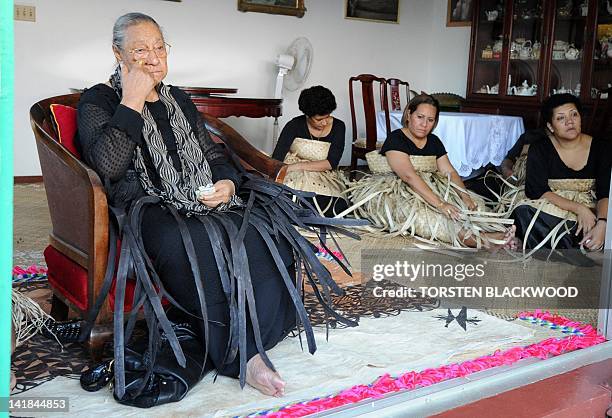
[
  {"left": 511, "top": 94, "right": 610, "bottom": 256},
  {"left": 346, "top": 94, "right": 516, "bottom": 249},
  {"left": 272, "top": 86, "right": 349, "bottom": 217}
]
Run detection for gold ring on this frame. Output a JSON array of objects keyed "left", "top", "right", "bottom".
[{"left": 138, "top": 60, "right": 144, "bottom": 66}]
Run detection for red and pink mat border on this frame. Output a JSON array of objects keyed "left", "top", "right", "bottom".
[{"left": 249, "top": 310, "right": 606, "bottom": 417}]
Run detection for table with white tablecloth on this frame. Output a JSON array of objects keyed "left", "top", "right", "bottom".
[{"left": 375, "top": 111, "right": 525, "bottom": 177}]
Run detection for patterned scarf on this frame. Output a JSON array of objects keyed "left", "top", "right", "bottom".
[{"left": 109, "top": 67, "right": 241, "bottom": 214}]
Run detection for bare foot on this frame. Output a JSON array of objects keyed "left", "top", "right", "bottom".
[
  {"left": 502, "top": 225, "right": 518, "bottom": 250},
  {"left": 246, "top": 354, "right": 286, "bottom": 397},
  {"left": 485, "top": 225, "right": 517, "bottom": 251}
]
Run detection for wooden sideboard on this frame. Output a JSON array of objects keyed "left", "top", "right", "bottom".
[{"left": 176, "top": 86, "right": 282, "bottom": 119}]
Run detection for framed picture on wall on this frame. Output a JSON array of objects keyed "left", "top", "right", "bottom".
[
  {"left": 447, "top": 0, "right": 473, "bottom": 27},
  {"left": 237, "top": 0, "right": 306, "bottom": 18},
  {"left": 345, "top": 0, "right": 400, "bottom": 24}
]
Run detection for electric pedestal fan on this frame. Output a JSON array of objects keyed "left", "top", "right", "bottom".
[{"left": 272, "top": 37, "right": 313, "bottom": 145}]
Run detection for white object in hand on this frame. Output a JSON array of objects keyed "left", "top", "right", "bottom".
[{"left": 196, "top": 184, "right": 215, "bottom": 200}]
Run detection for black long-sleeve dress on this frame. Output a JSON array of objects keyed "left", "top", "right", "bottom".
[
  {"left": 77, "top": 84, "right": 297, "bottom": 379},
  {"left": 512, "top": 135, "right": 610, "bottom": 250}
]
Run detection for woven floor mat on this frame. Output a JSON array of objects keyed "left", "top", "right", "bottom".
[{"left": 11, "top": 278, "right": 439, "bottom": 395}]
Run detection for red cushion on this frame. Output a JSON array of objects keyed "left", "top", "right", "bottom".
[
  {"left": 44, "top": 245, "right": 167, "bottom": 313},
  {"left": 45, "top": 245, "right": 89, "bottom": 311},
  {"left": 49, "top": 104, "right": 80, "bottom": 158}
]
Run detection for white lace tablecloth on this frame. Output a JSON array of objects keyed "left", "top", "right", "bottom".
[{"left": 376, "top": 111, "right": 525, "bottom": 177}]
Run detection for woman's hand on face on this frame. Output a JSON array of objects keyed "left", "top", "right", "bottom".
[
  {"left": 440, "top": 202, "right": 462, "bottom": 221},
  {"left": 575, "top": 205, "right": 596, "bottom": 237},
  {"left": 579, "top": 220, "right": 606, "bottom": 251},
  {"left": 198, "top": 179, "right": 235, "bottom": 208},
  {"left": 120, "top": 62, "right": 157, "bottom": 112}
]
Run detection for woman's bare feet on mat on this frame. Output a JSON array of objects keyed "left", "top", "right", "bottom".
[
  {"left": 485, "top": 225, "right": 517, "bottom": 251},
  {"left": 246, "top": 354, "right": 286, "bottom": 397},
  {"left": 502, "top": 225, "right": 518, "bottom": 250}
]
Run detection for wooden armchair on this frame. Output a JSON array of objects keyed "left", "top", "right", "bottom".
[
  {"left": 349, "top": 74, "right": 389, "bottom": 179},
  {"left": 30, "top": 93, "right": 287, "bottom": 359}
]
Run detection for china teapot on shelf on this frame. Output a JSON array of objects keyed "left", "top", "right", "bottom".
[
  {"left": 486, "top": 10, "right": 499, "bottom": 21},
  {"left": 478, "top": 84, "right": 499, "bottom": 94},
  {"left": 553, "top": 86, "right": 572, "bottom": 94},
  {"left": 511, "top": 80, "right": 537, "bottom": 96},
  {"left": 483, "top": 84, "right": 499, "bottom": 94},
  {"left": 564, "top": 44, "right": 580, "bottom": 60}
]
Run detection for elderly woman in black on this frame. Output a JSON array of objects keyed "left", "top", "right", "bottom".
[
  {"left": 76, "top": 13, "right": 354, "bottom": 404},
  {"left": 272, "top": 86, "right": 348, "bottom": 216},
  {"left": 512, "top": 94, "right": 610, "bottom": 253}
]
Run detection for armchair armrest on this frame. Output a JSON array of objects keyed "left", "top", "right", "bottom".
[{"left": 201, "top": 113, "right": 287, "bottom": 182}]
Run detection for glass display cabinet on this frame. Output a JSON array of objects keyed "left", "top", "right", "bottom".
[{"left": 464, "top": 0, "right": 612, "bottom": 136}]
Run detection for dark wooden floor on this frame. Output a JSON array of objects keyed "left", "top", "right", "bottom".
[{"left": 434, "top": 359, "right": 612, "bottom": 418}]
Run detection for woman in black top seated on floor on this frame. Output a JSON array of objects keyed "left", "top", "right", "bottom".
[
  {"left": 76, "top": 12, "right": 355, "bottom": 403},
  {"left": 272, "top": 86, "right": 349, "bottom": 216},
  {"left": 345, "top": 94, "right": 516, "bottom": 248},
  {"left": 512, "top": 94, "right": 610, "bottom": 252}
]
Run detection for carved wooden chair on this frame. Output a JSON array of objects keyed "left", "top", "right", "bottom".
[
  {"left": 386, "top": 78, "right": 417, "bottom": 112},
  {"left": 348, "top": 74, "right": 389, "bottom": 179},
  {"left": 30, "top": 93, "right": 287, "bottom": 359}
]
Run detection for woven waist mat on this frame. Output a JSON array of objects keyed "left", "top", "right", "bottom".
[
  {"left": 365, "top": 151, "right": 437, "bottom": 174},
  {"left": 516, "top": 178, "right": 596, "bottom": 220}
]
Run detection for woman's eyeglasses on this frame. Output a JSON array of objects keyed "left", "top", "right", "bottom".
[{"left": 127, "top": 42, "right": 171, "bottom": 60}]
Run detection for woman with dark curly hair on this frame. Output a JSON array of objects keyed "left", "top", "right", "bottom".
[
  {"left": 511, "top": 93, "right": 610, "bottom": 255},
  {"left": 272, "top": 85, "right": 349, "bottom": 216}
]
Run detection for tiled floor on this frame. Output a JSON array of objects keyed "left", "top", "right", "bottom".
[{"left": 13, "top": 183, "right": 51, "bottom": 267}]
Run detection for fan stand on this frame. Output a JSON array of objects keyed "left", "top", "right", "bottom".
[
  {"left": 272, "top": 54, "right": 294, "bottom": 148},
  {"left": 272, "top": 67, "right": 290, "bottom": 147}
]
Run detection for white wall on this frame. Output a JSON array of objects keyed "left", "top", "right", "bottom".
[
  {"left": 14, "top": 0, "right": 470, "bottom": 176},
  {"left": 427, "top": 0, "right": 471, "bottom": 94}
]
